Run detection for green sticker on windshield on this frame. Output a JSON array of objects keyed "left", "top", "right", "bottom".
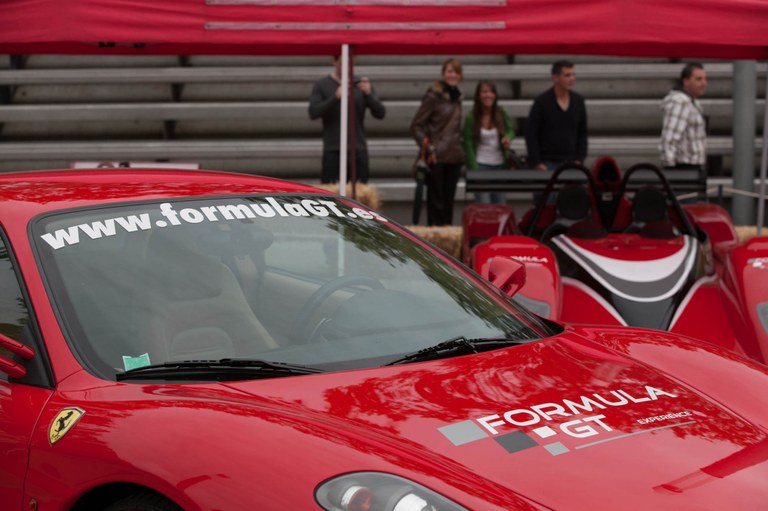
[{"left": 122, "top": 353, "right": 151, "bottom": 371}]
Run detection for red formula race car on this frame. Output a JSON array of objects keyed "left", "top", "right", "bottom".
[
  {"left": 466, "top": 162, "right": 768, "bottom": 365},
  {"left": 2, "top": 168, "right": 768, "bottom": 511}
]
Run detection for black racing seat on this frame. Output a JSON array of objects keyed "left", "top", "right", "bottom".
[
  {"left": 541, "top": 186, "right": 606, "bottom": 241},
  {"left": 557, "top": 185, "right": 592, "bottom": 221},
  {"left": 626, "top": 186, "right": 679, "bottom": 239}
]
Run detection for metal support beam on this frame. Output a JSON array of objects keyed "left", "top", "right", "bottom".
[
  {"left": 732, "top": 61, "right": 757, "bottom": 224},
  {"left": 758, "top": 63, "right": 768, "bottom": 235}
]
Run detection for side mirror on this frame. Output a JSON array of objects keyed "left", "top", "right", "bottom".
[
  {"left": 482, "top": 256, "right": 526, "bottom": 297},
  {"left": 0, "top": 333, "right": 35, "bottom": 379}
]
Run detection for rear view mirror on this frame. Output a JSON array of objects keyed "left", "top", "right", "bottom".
[
  {"left": 0, "top": 333, "right": 35, "bottom": 379},
  {"left": 482, "top": 257, "right": 526, "bottom": 297}
]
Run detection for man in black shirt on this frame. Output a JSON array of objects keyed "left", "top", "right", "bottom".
[
  {"left": 308, "top": 55, "right": 386, "bottom": 184},
  {"left": 525, "top": 60, "right": 588, "bottom": 171}
]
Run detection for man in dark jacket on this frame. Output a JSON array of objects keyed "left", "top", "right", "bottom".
[
  {"left": 309, "top": 55, "right": 386, "bottom": 183},
  {"left": 525, "top": 60, "right": 588, "bottom": 171}
]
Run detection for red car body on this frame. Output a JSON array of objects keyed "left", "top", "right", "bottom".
[
  {"left": 1, "top": 169, "right": 767, "bottom": 511},
  {"left": 468, "top": 163, "right": 768, "bottom": 365}
]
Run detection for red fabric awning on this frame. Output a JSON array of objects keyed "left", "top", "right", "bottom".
[{"left": 0, "top": 0, "right": 766, "bottom": 58}]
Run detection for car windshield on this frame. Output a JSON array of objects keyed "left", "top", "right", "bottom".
[{"left": 33, "top": 195, "right": 551, "bottom": 379}]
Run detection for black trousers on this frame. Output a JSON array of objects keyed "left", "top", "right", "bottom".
[
  {"left": 425, "top": 163, "right": 462, "bottom": 226},
  {"left": 321, "top": 149, "right": 370, "bottom": 184}
]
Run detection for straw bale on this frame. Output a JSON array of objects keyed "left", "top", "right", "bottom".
[
  {"left": 315, "top": 182, "right": 381, "bottom": 211},
  {"left": 406, "top": 225, "right": 463, "bottom": 260},
  {"left": 735, "top": 225, "right": 759, "bottom": 243}
]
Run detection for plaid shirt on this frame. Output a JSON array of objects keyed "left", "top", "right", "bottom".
[{"left": 659, "top": 90, "right": 706, "bottom": 167}]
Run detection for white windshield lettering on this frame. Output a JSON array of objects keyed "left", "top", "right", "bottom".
[
  {"left": 266, "top": 197, "right": 290, "bottom": 217},
  {"left": 251, "top": 202, "right": 276, "bottom": 217},
  {"left": 200, "top": 206, "right": 221, "bottom": 221},
  {"left": 115, "top": 214, "right": 152, "bottom": 232},
  {"left": 217, "top": 204, "right": 256, "bottom": 220},
  {"left": 41, "top": 226, "right": 81, "bottom": 250},
  {"left": 40, "top": 197, "right": 387, "bottom": 250},
  {"left": 78, "top": 218, "right": 117, "bottom": 239}
]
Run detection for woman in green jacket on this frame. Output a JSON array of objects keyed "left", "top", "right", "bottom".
[{"left": 463, "top": 80, "right": 515, "bottom": 204}]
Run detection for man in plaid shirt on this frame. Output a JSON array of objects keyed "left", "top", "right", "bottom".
[{"left": 659, "top": 63, "right": 708, "bottom": 170}]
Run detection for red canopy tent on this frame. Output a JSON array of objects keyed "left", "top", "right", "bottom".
[
  {"left": 0, "top": 0, "right": 766, "bottom": 59},
  {"left": 0, "top": 0, "right": 766, "bottom": 227}
]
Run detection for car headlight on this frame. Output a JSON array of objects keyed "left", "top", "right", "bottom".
[{"left": 315, "top": 472, "right": 469, "bottom": 511}]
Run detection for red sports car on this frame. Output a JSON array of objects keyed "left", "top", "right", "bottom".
[{"left": 1, "top": 168, "right": 767, "bottom": 511}]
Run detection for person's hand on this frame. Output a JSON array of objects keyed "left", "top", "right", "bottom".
[
  {"left": 335, "top": 85, "right": 343, "bottom": 99},
  {"left": 357, "top": 77, "right": 372, "bottom": 96},
  {"left": 422, "top": 138, "right": 437, "bottom": 165},
  {"left": 501, "top": 137, "right": 512, "bottom": 150},
  {"left": 534, "top": 163, "right": 547, "bottom": 171}
]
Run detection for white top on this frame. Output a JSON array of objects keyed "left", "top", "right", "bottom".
[{"left": 476, "top": 127, "right": 504, "bottom": 166}]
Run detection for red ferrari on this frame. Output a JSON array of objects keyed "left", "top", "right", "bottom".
[{"left": 1, "top": 168, "right": 767, "bottom": 511}]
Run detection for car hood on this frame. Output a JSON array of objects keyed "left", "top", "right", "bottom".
[
  {"left": 62, "top": 330, "right": 768, "bottom": 510},
  {"left": 217, "top": 330, "right": 768, "bottom": 510}
]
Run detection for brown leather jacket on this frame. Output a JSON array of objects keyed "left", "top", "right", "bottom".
[{"left": 410, "top": 82, "right": 466, "bottom": 165}]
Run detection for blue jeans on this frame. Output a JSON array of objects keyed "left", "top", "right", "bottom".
[{"left": 474, "top": 163, "right": 508, "bottom": 204}]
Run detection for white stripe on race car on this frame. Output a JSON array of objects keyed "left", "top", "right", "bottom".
[
  {"left": 668, "top": 275, "right": 718, "bottom": 330},
  {"left": 553, "top": 235, "right": 698, "bottom": 303},
  {"left": 562, "top": 277, "right": 628, "bottom": 326},
  {"left": 554, "top": 235, "right": 691, "bottom": 283}
]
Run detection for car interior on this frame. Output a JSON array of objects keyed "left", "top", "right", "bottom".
[{"left": 516, "top": 162, "right": 696, "bottom": 244}]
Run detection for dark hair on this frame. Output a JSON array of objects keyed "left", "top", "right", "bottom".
[
  {"left": 551, "top": 59, "right": 574, "bottom": 76},
  {"left": 471, "top": 80, "right": 505, "bottom": 143},
  {"left": 680, "top": 62, "right": 704, "bottom": 80},
  {"left": 674, "top": 62, "right": 704, "bottom": 90}
]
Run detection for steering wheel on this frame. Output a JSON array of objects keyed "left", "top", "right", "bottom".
[{"left": 292, "top": 275, "right": 384, "bottom": 343}]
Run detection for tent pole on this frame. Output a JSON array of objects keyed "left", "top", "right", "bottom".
[
  {"left": 338, "top": 44, "right": 350, "bottom": 197},
  {"left": 348, "top": 47, "right": 357, "bottom": 200},
  {"left": 758, "top": 62, "right": 768, "bottom": 235},
  {"left": 732, "top": 61, "right": 756, "bottom": 225}
]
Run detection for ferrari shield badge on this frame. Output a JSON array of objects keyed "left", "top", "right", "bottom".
[{"left": 49, "top": 407, "right": 85, "bottom": 445}]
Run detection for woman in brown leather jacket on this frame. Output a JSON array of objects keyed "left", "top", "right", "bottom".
[{"left": 410, "top": 58, "right": 466, "bottom": 226}]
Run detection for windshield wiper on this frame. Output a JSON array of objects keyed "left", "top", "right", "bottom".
[
  {"left": 116, "top": 358, "right": 324, "bottom": 381},
  {"left": 385, "top": 336, "right": 528, "bottom": 366}
]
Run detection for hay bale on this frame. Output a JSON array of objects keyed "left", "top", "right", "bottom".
[
  {"left": 735, "top": 225, "right": 759, "bottom": 243},
  {"left": 314, "top": 182, "right": 381, "bottom": 211},
  {"left": 406, "top": 225, "right": 463, "bottom": 260}
]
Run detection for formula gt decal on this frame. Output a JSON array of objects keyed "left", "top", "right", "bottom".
[
  {"left": 40, "top": 197, "right": 388, "bottom": 250},
  {"left": 438, "top": 386, "right": 696, "bottom": 457},
  {"left": 49, "top": 407, "right": 85, "bottom": 445}
]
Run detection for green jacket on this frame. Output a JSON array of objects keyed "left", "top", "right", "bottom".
[{"left": 462, "top": 109, "right": 515, "bottom": 170}]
